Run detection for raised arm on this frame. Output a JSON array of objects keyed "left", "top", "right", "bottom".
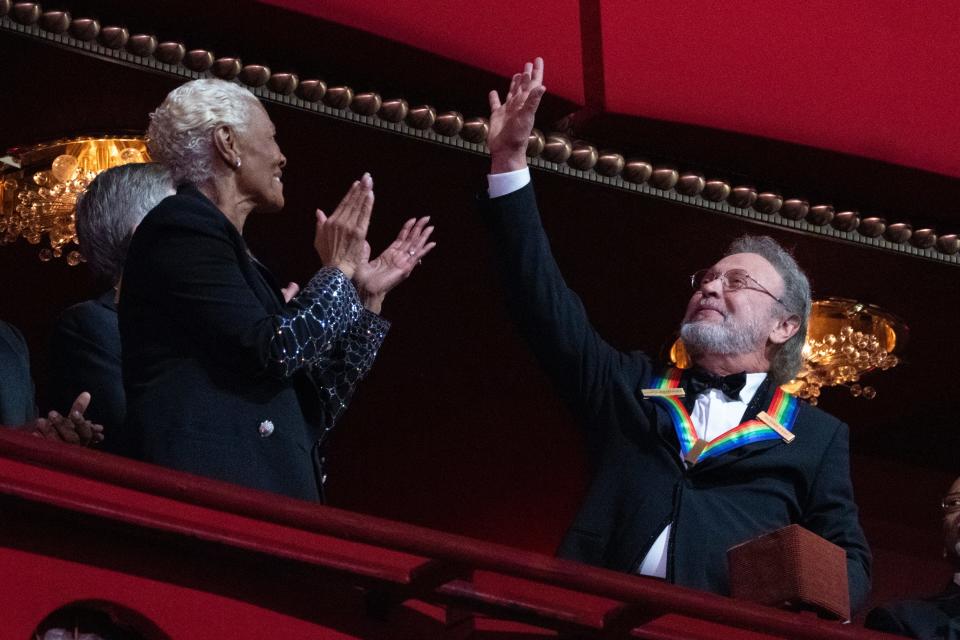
[
  {"left": 483, "top": 59, "right": 647, "bottom": 420},
  {"left": 488, "top": 58, "right": 547, "bottom": 174}
]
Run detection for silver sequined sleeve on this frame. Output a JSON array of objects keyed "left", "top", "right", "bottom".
[
  {"left": 311, "top": 309, "right": 390, "bottom": 435},
  {"left": 267, "top": 267, "right": 367, "bottom": 378}
]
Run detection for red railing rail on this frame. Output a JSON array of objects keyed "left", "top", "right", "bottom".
[{"left": 0, "top": 429, "right": 894, "bottom": 639}]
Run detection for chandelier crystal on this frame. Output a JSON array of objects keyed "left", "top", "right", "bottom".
[
  {"left": 0, "top": 136, "right": 150, "bottom": 264},
  {"left": 783, "top": 298, "right": 906, "bottom": 404}
]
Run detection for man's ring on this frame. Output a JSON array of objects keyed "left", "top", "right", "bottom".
[{"left": 408, "top": 250, "right": 416, "bottom": 256}]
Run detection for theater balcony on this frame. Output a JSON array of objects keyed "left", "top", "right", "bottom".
[
  {"left": 0, "top": 430, "right": 895, "bottom": 639},
  {"left": 2, "top": 2, "right": 960, "bottom": 637}
]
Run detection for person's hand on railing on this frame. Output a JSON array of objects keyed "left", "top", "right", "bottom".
[{"left": 28, "top": 391, "right": 104, "bottom": 446}]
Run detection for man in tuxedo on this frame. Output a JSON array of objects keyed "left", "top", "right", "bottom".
[
  {"left": 866, "top": 477, "right": 960, "bottom": 638},
  {"left": 481, "top": 58, "right": 870, "bottom": 611}
]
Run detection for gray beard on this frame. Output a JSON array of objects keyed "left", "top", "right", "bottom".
[{"left": 680, "top": 314, "right": 767, "bottom": 356}]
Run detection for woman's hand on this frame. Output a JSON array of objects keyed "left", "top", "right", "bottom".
[
  {"left": 314, "top": 173, "right": 374, "bottom": 280},
  {"left": 354, "top": 216, "right": 436, "bottom": 314}
]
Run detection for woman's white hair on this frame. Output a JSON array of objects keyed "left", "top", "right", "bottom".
[{"left": 147, "top": 78, "right": 259, "bottom": 186}]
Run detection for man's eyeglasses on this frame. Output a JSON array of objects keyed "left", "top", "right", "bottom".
[
  {"left": 690, "top": 268, "right": 787, "bottom": 308},
  {"left": 942, "top": 494, "right": 960, "bottom": 514}
]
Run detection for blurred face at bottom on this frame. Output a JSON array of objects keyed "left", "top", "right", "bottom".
[{"left": 942, "top": 476, "right": 960, "bottom": 566}]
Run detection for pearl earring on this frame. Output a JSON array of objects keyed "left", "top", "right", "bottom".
[{"left": 235, "top": 158, "right": 242, "bottom": 169}]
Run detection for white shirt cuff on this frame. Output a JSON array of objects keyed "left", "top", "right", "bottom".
[{"left": 487, "top": 168, "right": 531, "bottom": 198}]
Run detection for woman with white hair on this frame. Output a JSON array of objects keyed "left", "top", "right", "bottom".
[
  {"left": 49, "top": 162, "right": 175, "bottom": 442},
  {"left": 119, "top": 78, "right": 434, "bottom": 501}
]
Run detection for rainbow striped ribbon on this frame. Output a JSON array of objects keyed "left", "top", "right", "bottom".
[{"left": 647, "top": 368, "right": 799, "bottom": 464}]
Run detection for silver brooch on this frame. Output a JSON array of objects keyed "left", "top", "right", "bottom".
[{"left": 258, "top": 419, "right": 275, "bottom": 437}]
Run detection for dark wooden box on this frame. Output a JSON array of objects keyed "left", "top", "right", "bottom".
[{"left": 727, "top": 524, "right": 850, "bottom": 620}]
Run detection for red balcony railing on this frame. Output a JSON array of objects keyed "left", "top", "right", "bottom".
[{"left": 0, "top": 428, "right": 895, "bottom": 639}]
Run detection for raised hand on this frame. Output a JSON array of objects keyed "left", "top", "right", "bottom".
[
  {"left": 314, "top": 173, "right": 374, "bottom": 280},
  {"left": 487, "top": 57, "right": 546, "bottom": 174},
  {"left": 31, "top": 391, "right": 105, "bottom": 445},
  {"left": 353, "top": 216, "right": 436, "bottom": 314}
]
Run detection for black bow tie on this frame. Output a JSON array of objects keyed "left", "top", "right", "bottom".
[{"left": 684, "top": 368, "right": 748, "bottom": 401}]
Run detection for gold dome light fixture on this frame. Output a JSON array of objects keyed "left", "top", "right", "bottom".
[
  {"left": 0, "top": 135, "right": 150, "bottom": 263},
  {"left": 785, "top": 298, "right": 906, "bottom": 404},
  {"left": 669, "top": 298, "right": 907, "bottom": 404}
]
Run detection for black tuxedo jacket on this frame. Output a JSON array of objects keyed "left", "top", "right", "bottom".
[
  {"left": 482, "top": 183, "right": 871, "bottom": 611},
  {"left": 120, "top": 184, "right": 386, "bottom": 501},
  {"left": 866, "top": 583, "right": 960, "bottom": 639},
  {"left": 48, "top": 290, "right": 125, "bottom": 446},
  {"left": 0, "top": 320, "right": 35, "bottom": 427}
]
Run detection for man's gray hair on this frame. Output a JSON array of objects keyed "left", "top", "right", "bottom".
[
  {"left": 76, "top": 162, "right": 174, "bottom": 284},
  {"left": 146, "top": 78, "right": 258, "bottom": 186},
  {"left": 726, "top": 235, "right": 812, "bottom": 386}
]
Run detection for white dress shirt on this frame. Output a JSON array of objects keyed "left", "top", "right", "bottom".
[
  {"left": 485, "top": 169, "right": 769, "bottom": 579},
  {"left": 637, "top": 372, "right": 767, "bottom": 577}
]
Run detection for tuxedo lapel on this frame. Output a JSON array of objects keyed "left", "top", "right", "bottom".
[
  {"left": 652, "top": 401, "right": 684, "bottom": 457},
  {"left": 632, "top": 375, "right": 684, "bottom": 460}
]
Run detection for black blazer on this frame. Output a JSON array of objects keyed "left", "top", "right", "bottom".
[
  {"left": 0, "top": 320, "right": 35, "bottom": 426},
  {"left": 482, "top": 183, "right": 871, "bottom": 611},
  {"left": 48, "top": 290, "right": 125, "bottom": 446},
  {"left": 866, "top": 583, "right": 960, "bottom": 639},
  {"left": 119, "top": 184, "right": 388, "bottom": 501}
]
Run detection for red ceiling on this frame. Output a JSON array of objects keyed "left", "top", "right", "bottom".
[
  {"left": 261, "top": 0, "right": 960, "bottom": 180},
  {"left": 261, "top": 0, "right": 586, "bottom": 104},
  {"left": 601, "top": 0, "right": 960, "bottom": 179}
]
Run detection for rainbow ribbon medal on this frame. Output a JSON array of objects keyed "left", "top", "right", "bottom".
[{"left": 643, "top": 368, "right": 799, "bottom": 464}]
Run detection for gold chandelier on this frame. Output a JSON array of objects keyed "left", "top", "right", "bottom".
[
  {"left": 669, "top": 298, "right": 907, "bottom": 404},
  {"left": 0, "top": 135, "right": 150, "bottom": 264}
]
